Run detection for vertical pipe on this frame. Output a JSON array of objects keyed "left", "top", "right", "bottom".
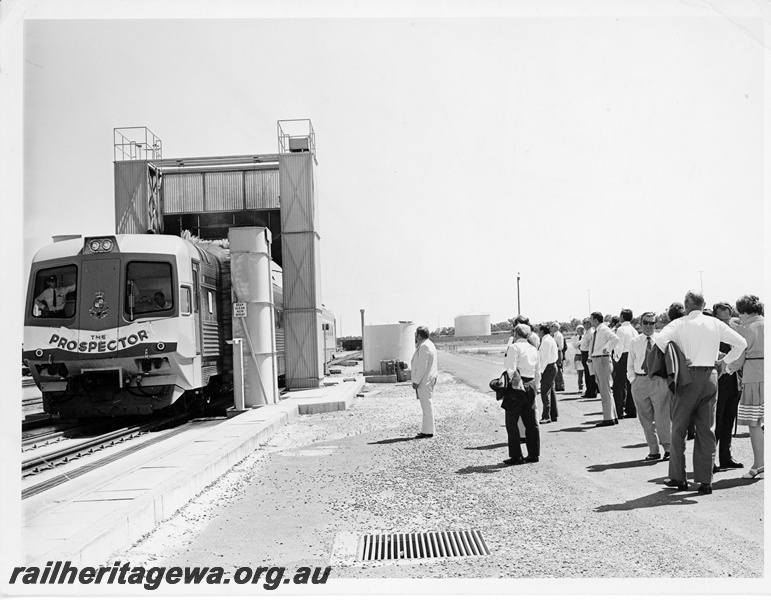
[
  {"left": 229, "top": 227, "right": 278, "bottom": 407},
  {"left": 232, "top": 338, "right": 245, "bottom": 411}
]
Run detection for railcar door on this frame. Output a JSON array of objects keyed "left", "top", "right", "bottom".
[
  {"left": 192, "top": 261, "right": 202, "bottom": 355},
  {"left": 78, "top": 258, "right": 121, "bottom": 358}
]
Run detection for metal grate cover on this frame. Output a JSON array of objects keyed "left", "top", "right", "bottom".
[{"left": 357, "top": 530, "right": 489, "bottom": 562}]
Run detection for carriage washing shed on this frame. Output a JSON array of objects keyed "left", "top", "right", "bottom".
[{"left": 112, "top": 121, "right": 324, "bottom": 392}]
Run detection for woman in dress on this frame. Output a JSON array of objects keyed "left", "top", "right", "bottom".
[{"left": 732, "top": 294, "right": 764, "bottom": 479}]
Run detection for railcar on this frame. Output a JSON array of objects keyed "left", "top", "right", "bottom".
[{"left": 23, "top": 234, "right": 284, "bottom": 418}]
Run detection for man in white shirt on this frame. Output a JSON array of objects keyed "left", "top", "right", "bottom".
[
  {"left": 411, "top": 326, "right": 438, "bottom": 439},
  {"left": 34, "top": 275, "right": 76, "bottom": 317},
  {"left": 613, "top": 309, "right": 637, "bottom": 419},
  {"left": 589, "top": 311, "right": 620, "bottom": 426},
  {"left": 537, "top": 324, "right": 559, "bottom": 424},
  {"left": 502, "top": 324, "right": 541, "bottom": 464},
  {"left": 655, "top": 291, "right": 747, "bottom": 494},
  {"left": 627, "top": 312, "right": 672, "bottom": 461},
  {"left": 580, "top": 318, "right": 597, "bottom": 398}
]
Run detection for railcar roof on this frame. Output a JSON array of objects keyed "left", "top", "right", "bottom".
[{"left": 32, "top": 234, "right": 197, "bottom": 263}]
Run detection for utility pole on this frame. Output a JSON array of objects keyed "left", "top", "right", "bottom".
[
  {"left": 360, "top": 309, "right": 365, "bottom": 373},
  {"left": 517, "top": 272, "right": 521, "bottom": 315}
]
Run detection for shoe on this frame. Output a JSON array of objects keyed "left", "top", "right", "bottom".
[
  {"left": 539, "top": 418, "right": 551, "bottom": 424},
  {"left": 524, "top": 456, "right": 539, "bottom": 463},
  {"left": 644, "top": 453, "right": 661, "bottom": 461},
  {"left": 595, "top": 419, "right": 616, "bottom": 427},
  {"left": 719, "top": 459, "right": 744, "bottom": 470},
  {"left": 581, "top": 394, "right": 596, "bottom": 399},
  {"left": 503, "top": 457, "right": 525, "bottom": 465},
  {"left": 552, "top": 418, "right": 558, "bottom": 423},
  {"left": 664, "top": 479, "right": 688, "bottom": 491},
  {"left": 415, "top": 433, "right": 434, "bottom": 439},
  {"left": 662, "top": 452, "right": 670, "bottom": 461},
  {"left": 742, "top": 466, "right": 765, "bottom": 479},
  {"left": 697, "top": 484, "right": 712, "bottom": 494},
  {"left": 712, "top": 465, "right": 721, "bottom": 474},
  {"left": 613, "top": 418, "right": 619, "bottom": 424}
]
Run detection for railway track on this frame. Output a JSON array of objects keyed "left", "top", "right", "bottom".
[{"left": 21, "top": 396, "right": 234, "bottom": 499}]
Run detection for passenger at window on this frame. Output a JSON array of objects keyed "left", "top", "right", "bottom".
[{"left": 153, "top": 291, "right": 170, "bottom": 309}]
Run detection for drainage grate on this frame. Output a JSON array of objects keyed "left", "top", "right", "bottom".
[{"left": 357, "top": 530, "right": 489, "bottom": 562}]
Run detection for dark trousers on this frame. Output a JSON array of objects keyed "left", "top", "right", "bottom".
[
  {"left": 554, "top": 356, "right": 565, "bottom": 391},
  {"left": 504, "top": 380, "right": 540, "bottom": 460},
  {"left": 613, "top": 352, "right": 635, "bottom": 417},
  {"left": 540, "top": 362, "right": 558, "bottom": 421},
  {"left": 581, "top": 350, "right": 597, "bottom": 396},
  {"left": 715, "top": 372, "right": 741, "bottom": 464},
  {"left": 669, "top": 369, "right": 718, "bottom": 485}
]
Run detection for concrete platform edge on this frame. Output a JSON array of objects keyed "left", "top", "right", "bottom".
[{"left": 27, "top": 376, "right": 365, "bottom": 568}]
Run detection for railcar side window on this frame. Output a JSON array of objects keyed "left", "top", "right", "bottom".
[
  {"left": 180, "top": 286, "right": 192, "bottom": 316},
  {"left": 125, "top": 261, "right": 174, "bottom": 317},
  {"left": 31, "top": 265, "right": 78, "bottom": 318}
]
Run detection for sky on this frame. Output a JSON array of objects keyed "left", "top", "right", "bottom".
[
  {"left": 1, "top": 0, "right": 769, "bottom": 594},
  {"left": 3, "top": 0, "right": 769, "bottom": 339}
]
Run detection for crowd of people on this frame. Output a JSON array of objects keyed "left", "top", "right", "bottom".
[{"left": 410, "top": 290, "right": 764, "bottom": 494}]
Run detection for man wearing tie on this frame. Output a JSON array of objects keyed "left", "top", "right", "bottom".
[
  {"left": 590, "top": 311, "right": 620, "bottom": 426},
  {"left": 656, "top": 291, "right": 747, "bottom": 494},
  {"left": 613, "top": 309, "right": 637, "bottom": 419},
  {"left": 627, "top": 312, "right": 672, "bottom": 461}
]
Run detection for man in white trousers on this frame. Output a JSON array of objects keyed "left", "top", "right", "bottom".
[{"left": 411, "top": 325, "right": 438, "bottom": 439}]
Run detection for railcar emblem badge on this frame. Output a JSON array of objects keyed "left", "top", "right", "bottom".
[{"left": 89, "top": 291, "right": 109, "bottom": 319}]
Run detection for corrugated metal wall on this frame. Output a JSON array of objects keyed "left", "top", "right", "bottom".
[
  {"left": 279, "top": 154, "right": 317, "bottom": 233},
  {"left": 284, "top": 309, "right": 322, "bottom": 387},
  {"left": 162, "top": 169, "right": 279, "bottom": 214},
  {"left": 205, "top": 172, "right": 243, "bottom": 211},
  {"left": 245, "top": 170, "right": 280, "bottom": 209},
  {"left": 114, "top": 161, "right": 150, "bottom": 234},
  {"left": 281, "top": 232, "right": 321, "bottom": 310},
  {"left": 163, "top": 173, "right": 204, "bottom": 213},
  {"left": 279, "top": 152, "right": 323, "bottom": 389}
]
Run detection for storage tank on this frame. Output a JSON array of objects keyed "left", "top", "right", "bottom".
[
  {"left": 454, "top": 314, "right": 491, "bottom": 337},
  {"left": 363, "top": 322, "right": 417, "bottom": 374}
]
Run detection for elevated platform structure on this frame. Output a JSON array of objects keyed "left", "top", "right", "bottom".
[{"left": 113, "top": 121, "right": 324, "bottom": 389}]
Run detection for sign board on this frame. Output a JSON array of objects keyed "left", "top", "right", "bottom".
[{"left": 233, "top": 302, "right": 247, "bottom": 318}]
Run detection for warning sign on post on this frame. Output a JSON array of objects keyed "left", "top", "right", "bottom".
[{"left": 233, "top": 302, "right": 247, "bottom": 318}]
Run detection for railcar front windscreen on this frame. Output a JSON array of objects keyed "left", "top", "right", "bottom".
[
  {"left": 125, "top": 261, "right": 174, "bottom": 317},
  {"left": 30, "top": 265, "right": 78, "bottom": 318}
]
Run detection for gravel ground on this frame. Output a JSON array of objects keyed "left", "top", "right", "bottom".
[{"left": 111, "top": 357, "right": 764, "bottom": 589}]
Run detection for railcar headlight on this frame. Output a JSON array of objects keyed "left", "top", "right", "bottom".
[{"left": 85, "top": 237, "right": 117, "bottom": 253}]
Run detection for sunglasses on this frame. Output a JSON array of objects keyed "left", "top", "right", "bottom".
[{"left": 641, "top": 320, "right": 656, "bottom": 326}]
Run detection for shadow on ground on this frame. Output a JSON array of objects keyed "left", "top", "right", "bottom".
[{"left": 368, "top": 436, "right": 417, "bottom": 445}]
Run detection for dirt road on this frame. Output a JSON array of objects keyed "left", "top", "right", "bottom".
[{"left": 113, "top": 351, "right": 764, "bottom": 591}]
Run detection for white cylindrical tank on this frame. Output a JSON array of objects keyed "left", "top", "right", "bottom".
[
  {"left": 454, "top": 314, "right": 491, "bottom": 337},
  {"left": 363, "top": 322, "right": 417, "bottom": 374},
  {"left": 229, "top": 227, "right": 279, "bottom": 407}
]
